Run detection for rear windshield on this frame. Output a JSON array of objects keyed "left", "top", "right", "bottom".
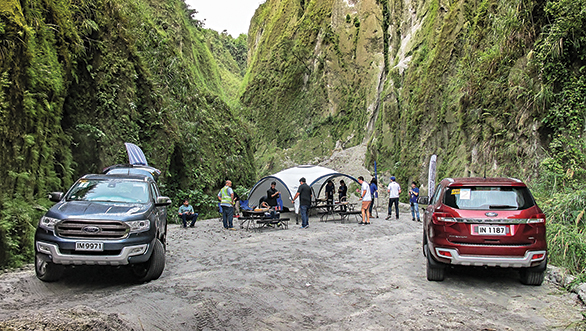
[
  {"left": 443, "top": 186, "right": 535, "bottom": 210},
  {"left": 66, "top": 179, "right": 150, "bottom": 203}
]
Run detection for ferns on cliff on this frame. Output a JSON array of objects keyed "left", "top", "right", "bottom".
[{"left": 0, "top": 0, "right": 254, "bottom": 267}]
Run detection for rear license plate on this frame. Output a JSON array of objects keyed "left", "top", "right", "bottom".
[
  {"left": 75, "top": 241, "right": 104, "bottom": 251},
  {"left": 471, "top": 225, "right": 510, "bottom": 236}
]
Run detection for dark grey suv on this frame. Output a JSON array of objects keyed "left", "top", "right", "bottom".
[{"left": 34, "top": 172, "right": 171, "bottom": 282}]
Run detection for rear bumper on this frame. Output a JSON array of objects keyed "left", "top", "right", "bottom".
[
  {"left": 36, "top": 241, "right": 150, "bottom": 266},
  {"left": 434, "top": 247, "right": 546, "bottom": 268}
]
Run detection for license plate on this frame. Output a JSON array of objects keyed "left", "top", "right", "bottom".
[
  {"left": 471, "top": 225, "right": 510, "bottom": 236},
  {"left": 75, "top": 241, "right": 104, "bottom": 251}
]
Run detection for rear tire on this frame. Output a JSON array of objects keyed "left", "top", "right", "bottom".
[
  {"left": 520, "top": 259, "right": 547, "bottom": 286},
  {"left": 35, "top": 253, "right": 64, "bottom": 282},
  {"left": 425, "top": 245, "right": 445, "bottom": 281},
  {"left": 132, "top": 239, "right": 165, "bottom": 283}
]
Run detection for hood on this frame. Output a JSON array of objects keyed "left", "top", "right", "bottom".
[{"left": 49, "top": 201, "right": 151, "bottom": 220}]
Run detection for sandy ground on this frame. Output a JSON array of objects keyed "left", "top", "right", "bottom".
[
  {"left": 0, "top": 211, "right": 584, "bottom": 330},
  {"left": 1, "top": 144, "right": 584, "bottom": 330}
]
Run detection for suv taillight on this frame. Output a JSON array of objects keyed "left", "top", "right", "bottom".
[
  {"left": 432, "top": 212, "right": 457, "bottom": 225},
  {"left": 528, "top": 213, "right": 546, "bottom": 224}
]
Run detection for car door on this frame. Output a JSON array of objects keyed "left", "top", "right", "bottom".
[{"left": 149, "top": 182, "right": 167, "bottom": 238}]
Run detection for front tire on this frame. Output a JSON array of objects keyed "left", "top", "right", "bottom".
[
  {"left": 35, "top": 253, "right": 64, "bottom": 282},
  {"left": 132, "top": 239, "right": 165, "bottom": 283},
  {"left": 425, "top": 245, "right": 445, "bottom": 281}
]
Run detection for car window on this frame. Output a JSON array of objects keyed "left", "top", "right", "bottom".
[
  {"left": 149, "top": 183, "right": 159, "bottom": 199},
  {"left": 66, "top": 179, "right": 150, "bottom": 203},
  {"left": 443, "top": 186, "right": 535, "bottom": 210},
  {"left": 430, "top": 184, "right": 443, "bottom": 205}
]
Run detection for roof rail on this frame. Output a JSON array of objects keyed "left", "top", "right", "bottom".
[
  {"left": 446, "top": 178, "right": 454, "bottom": 183},
  {"left": 508, "top": 177, "right": 522, "bottom": 183}
]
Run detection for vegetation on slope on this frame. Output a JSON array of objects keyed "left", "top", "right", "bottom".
[
  {"left": 244, "top": 0, "right": 585, "bottom": 277},
  {"left": 0, "top": 0, "right": 253, "bottom": 267},
  {"left": 243, "top": 0, "right": 385, "bottom": 175}
]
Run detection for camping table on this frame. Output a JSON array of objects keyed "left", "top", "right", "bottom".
[
  {"left": 240, "top": 210, "right": 289, "bottom": 231},
  {"left": 337, "top": 203, "right": 362, "bottom": 222},
  {"left": 313, "top": 202, "right": 354, "bottom": 222}
]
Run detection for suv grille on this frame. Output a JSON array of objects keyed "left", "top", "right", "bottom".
[{"left": 56, "top": 220, "right": 129, "bottom": 239}]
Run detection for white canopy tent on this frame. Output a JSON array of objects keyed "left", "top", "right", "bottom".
[{"left": 247, "top": 165, "right": 359, "bottom": 213}]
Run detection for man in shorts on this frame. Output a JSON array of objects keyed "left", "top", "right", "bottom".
[{"left": 358, "top": 176, "right": 372, "bottom": 225}]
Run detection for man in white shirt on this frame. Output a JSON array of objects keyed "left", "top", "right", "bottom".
[
  {"left": 386, "top": 176, "right": 401, "bottom": 220},
  {"left": 358, "top": 176, "right": 372, "bottom": 225}
]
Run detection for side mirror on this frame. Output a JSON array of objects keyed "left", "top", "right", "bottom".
[
  {"left": 155, "top": 196, "right": 172, "bottom": 206},
  {"left": 418, "top": 196, "right": 429, "bottom": 205},
  {"left": 49, "top": 192, "right": 64, "bottom": 202}
]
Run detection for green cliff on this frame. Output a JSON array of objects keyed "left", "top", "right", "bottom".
[
  {"left": 244, "top": 0, "right": 585, "bottom": 189},
  {"left": 0, "top": 0, "right": 253, "bottom": 266}
]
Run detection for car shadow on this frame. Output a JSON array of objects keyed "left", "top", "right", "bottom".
[
  {"left": 445, "top": 265, "right": 522, "bottom": 285},
  {"left": 56, "top": 265, "right": 141, "bottom": 287}
]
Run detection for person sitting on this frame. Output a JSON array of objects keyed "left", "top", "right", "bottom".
[
  {"left": 258, "top": 196, "right": 270, "bottom": 209},
  {"left": 178, "top": 199, "right": 198, "bottom": 228}
]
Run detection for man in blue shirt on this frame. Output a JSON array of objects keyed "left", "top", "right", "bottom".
[
  {"left": 178, "top": 199, "right": 198, "bottom": 228},
  {"left": 409, "top": 181, "right": 420, "bottom": 222},
  {"left": 369, "top": 178, "right": 378, "bottom": 218}
]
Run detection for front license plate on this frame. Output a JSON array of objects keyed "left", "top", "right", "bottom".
[
  {"left": 471, "top": 225, "right": 510, "bottom": 236},
  {"left": 75, "top": 241, "right": 104, "bottom": 251}
]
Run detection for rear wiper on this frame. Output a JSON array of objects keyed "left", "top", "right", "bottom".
[{"left": 489, "top": 205, "right": 517, "bottom": 209}]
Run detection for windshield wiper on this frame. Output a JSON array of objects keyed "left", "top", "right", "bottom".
[{"left": 489, "top": 205, "right": 517, "bottom": 209}]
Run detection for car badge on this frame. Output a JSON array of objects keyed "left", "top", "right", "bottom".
[
  {"left": 82, "top": 226, "right": 101, "bottom": 233},
  {"left": 485, "top": 212, "right": 498, "bottom": 217}
]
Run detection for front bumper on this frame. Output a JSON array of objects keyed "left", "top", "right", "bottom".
[
  {"left": 36, "top": 241, "right": 149, "bottom": 266},
  {"left": 435, "top": 247, "right": 546, "bottom": 268}
]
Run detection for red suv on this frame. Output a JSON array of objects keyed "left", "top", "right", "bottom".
[{"left": 421, "top": 177, "right": 547, "bottom": 285}]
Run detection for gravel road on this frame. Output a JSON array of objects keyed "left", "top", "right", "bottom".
[{"left": 0, "top": 210, "right": 584, "bottom": 330}]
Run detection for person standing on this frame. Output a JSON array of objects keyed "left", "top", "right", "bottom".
[
  {"left": 325, "top": 180, "right": 335, "bottom": 212},
  {"left": 386, "top": 176, "right": 401, "bottom": 220},
  {"left": 338, "top": 180, "right": 348, "bottom": 212},
  {"left": 218, "top": 180, "right": 235, "bottom": 230},
  {"left": 358, "top": 176, "right": 372, "bottom": 225},
  {"left": 266, "top": 181, "right": 280, "bottom": 208},
  {"left": 233, "top": 190, "right": 241, "bottom": 217},
  {"left": 409, "top": 181, "right": 421, "bottom": 222},
  {"left": 178, "top": 199, "right": 198, "bottom": 228},
  {"left": 292, "top": 177, "right": 312, "bottom": 229},
  {"left": 368, "top": 178, "right": 378, "bottom": 218}
]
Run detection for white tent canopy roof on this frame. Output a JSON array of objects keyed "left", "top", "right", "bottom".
[{"left": 247, "top": 165, "right": 359, "bottom": 212}]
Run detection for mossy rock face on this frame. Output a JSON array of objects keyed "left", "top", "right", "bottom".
[
  {"left": 0, "top": 0, "right": 254, "bottom": 267},
  {"left": 0, "top": 0, "right": 25, "bottom": 27},
  {"left": 246, "top": 0, "right": 585, "bottom": 195},
  {"left": 244, "top": 0, "right": 386, "bottom": 175}
]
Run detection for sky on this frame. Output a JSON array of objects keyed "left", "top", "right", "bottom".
[{"left": 184, "top": 0, "right": 266, "bottom": 37}]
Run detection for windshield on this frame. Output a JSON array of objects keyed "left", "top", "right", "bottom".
[
  {"left": 66, "top": 179, "right": 150, "bottom": 203},
  {"left": 443, "top": 186, "right": 535, "bottom": 210}
]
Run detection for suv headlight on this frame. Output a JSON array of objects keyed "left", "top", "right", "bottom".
[
  {"left": 127, "top": 220, "right": 151, "bottom": 233},
  {"left": 39, "top": 216, "right": 60, "bottom": 230}
]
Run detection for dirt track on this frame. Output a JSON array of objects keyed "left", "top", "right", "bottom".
[{"left": 0, "top": 210, "right": 584, "bottom": 330}]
